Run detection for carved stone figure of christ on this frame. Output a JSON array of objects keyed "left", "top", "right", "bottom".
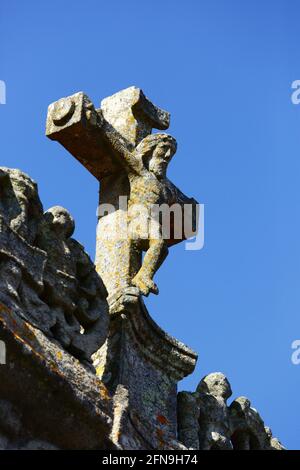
[
  {"left": 107, "top": 132, "right": 178, "bottom": 296},
  {"left": 46, "top": 87, "right": 198, "bottom": 299}
]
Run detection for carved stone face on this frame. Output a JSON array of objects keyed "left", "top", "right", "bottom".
[
  {"left": 148, "top": 143, "right": 175, "bottom": 179},
  {"left": 197, "top": 372, "right": 232, "bottom": 400},
  {"left": 44, "top": 206, "right": 75, "bottom": 239}
]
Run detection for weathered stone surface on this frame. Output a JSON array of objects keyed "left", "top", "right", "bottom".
[
  {"left": 0, "top": 300, "right": 190, "bottom": 450},
  {"left": 100, "top": 86, "right": 170, "bottom": 148},
  {"left": 177, "top": 372, "right": 285, "bottom": 450},
  {"left": 196, "top": 373, "right": 233, "bottom": 450},
  {"left": 177, "top": 391, "right": 200, "bottom": 449},
  {"left": 46, "top": 87, "right": 198, "bottom": 298},
  {"left": 0, "top": 302, "right": 114, "bottom": 449},
  {"left": 0, "top": 398, "right": 59, "bottom": 450},
  {"left": 0, "top": 167, "right": 43, "bottom": 243},
  {"left": 36, "top": 205, "right": 109, "bottom": 362},
  {"left": 0, "top": 86, "right": 285, "bottom": 451},
  {"left": 229, "top": 396, "right": 285, "bottom": 450},
  {"left": 265, "top": 426, "right": 286, "bottom": 450},
  {"left": 0, "top": 164, "right": 197, "bottom": 450},
  {"left": 0, "top": 204, "right": 285, "bottom": 451},
  {"left": 93, "top": 288, "right": 198, "bottom": 449},
  {"left": 0, "top": 163, "right": 197, "bottom": 450},
  {"left": 0, "top": 167, "right": 109, "bottom": 364}
]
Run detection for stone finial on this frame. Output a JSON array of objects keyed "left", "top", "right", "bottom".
[
  {"left": 178, "top": 373, "right": 285, "bottom": 450},
  {"left": 196, "top": 372, "right": 233, "bottom": 450},
  {"left": 229, "top": 396, "right": 283, "bottom": 450},
  {"left": 197, "top": 372, "right": 232, "bottom": 400}
]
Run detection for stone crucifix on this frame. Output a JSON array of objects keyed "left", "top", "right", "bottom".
[{"left": 46, "top": 87, "right": 198, "bottom": 299}]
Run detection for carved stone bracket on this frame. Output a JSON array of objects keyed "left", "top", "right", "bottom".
[{"left": 93, "top": 288, "right": 198, "bottom": 448}]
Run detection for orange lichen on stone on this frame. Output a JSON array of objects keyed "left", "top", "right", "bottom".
[
  {"left": 0, "top": 303, "right": 11, "bottom": 314},
  {"left": 156, "top": 428, "right": 165, "bottom": 448},
  {"left": 157, "top": 414, "right": 169, "bottom": 425},
  {"left": 98, "top": 383, "right": 110, "bottom": 401}
]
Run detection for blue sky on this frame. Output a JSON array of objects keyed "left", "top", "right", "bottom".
[{"left": 1, "top": 0, "right": 300, "bottom": 449}]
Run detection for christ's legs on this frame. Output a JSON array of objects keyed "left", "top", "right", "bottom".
[{"left": 132, "top": 238, "right": 169, "bottom": 296}]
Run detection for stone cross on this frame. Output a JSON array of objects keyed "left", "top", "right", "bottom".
[
  {"left": 46, "top": 88, "right": 199, "bottom": 443},
  {"left": 46, "top": 87, "right": 197, "bottom": 298}
]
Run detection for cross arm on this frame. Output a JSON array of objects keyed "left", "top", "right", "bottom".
[
  {"left": 46, "top": 88, "right": 171, "bottom": 180},
  {"left": 46, "top": 92, "right": 130, "bottom": 180}
]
